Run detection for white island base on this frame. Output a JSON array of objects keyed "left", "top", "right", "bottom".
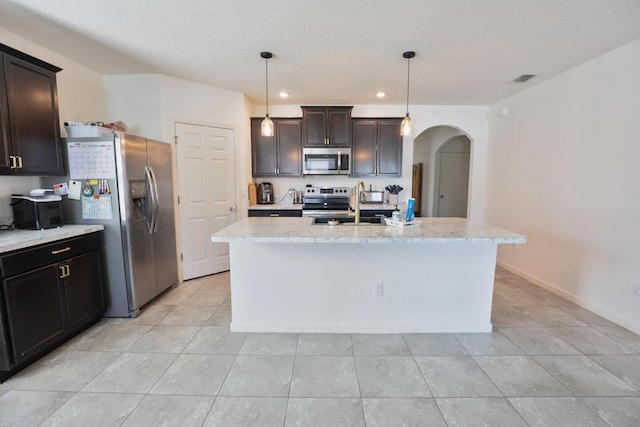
[{"left": 229, "top": 241, "right": 498, "bottom": 333}]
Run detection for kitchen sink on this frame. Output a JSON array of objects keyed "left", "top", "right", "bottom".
[{"left": 311, "top": 216, "right": 385, "bottom": 225}]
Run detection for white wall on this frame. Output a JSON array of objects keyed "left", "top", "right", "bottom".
[
  {"left": 486, "top": 39, "right": 640, "bottom": 333},
  {"left": 0, "top": 26, "right": 106, "bottom": 221},
  {"left": 255, "top": 104, "right": 489, "bottom": 221},
  {"left": 103, "top": 75, "right": 163, "bottom": 139}
]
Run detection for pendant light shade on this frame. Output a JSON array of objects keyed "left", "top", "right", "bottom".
[
  {"left": 260, "top": 51, "right": 274, "bottom": 137},
  {"left": 400, "top": 51, "right": 415, "bottom": 136},
  {"left": 261, "top": 115, "right": 274, "bottom": 137}
]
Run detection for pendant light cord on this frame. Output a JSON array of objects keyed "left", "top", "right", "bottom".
[
  {"left": 405, "top": 55, "right": 410, "bottom": 116},
  {"left": 265, "top": 56, "right": 269, "bottom": 115}
]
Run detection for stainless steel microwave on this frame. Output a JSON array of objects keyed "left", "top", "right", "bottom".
[{"left": 303, "top": 147, "right": 351, "bottom": 175}]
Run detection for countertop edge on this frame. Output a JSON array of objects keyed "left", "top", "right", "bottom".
[
  {"left": 212, "top": 236, "right": 526, "bottom": 244},
  {"left": 247, "top": 203, "right": 396, "bottom": 210},
  {"left": 0, "top": 225, "right": 105, "bottom": 254}
]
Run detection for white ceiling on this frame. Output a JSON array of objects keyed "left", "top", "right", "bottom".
[{"left": 1, "top": 0, "right": 639, "bottom": 106}]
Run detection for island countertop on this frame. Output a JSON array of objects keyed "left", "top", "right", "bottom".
[{"left": 212, "top": 217, "right": 526, "bottom": 244}]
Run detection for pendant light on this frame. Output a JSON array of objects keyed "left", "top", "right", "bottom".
[
  {"left": 260, "top": 51, "right": 274, "bottom": 136},
  {"left": 400, "top": 51, "right": 415, "bottom": 136}
]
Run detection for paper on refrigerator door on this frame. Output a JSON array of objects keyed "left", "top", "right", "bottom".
[
  {"left": 68, "top": 180, "right": 82, "bottom": 200},
  {"left": 67, "top": 141, "right": 116, "bottom": 179}
]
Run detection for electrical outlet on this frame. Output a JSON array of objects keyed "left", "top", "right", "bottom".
[{"left": 373, "top": 282, "right": 384, "bottom": 297}]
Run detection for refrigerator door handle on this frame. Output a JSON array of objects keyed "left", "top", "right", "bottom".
[
  {"left": 148, "top": 166, "right": 161, "bottom": 233},
  {"left": 144, "top": 166, "right": 157, "bottom": 233}
]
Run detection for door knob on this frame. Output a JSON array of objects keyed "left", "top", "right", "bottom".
[
  {"left": 440, "top": 194, "right": 444, "bottom": 199},
  {"left": 229, "top": 206, "right": 237, "bottom": 212}
]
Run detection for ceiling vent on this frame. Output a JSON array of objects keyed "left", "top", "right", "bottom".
[{"left": 513, "top": 74, "right": 536, "bottom": 83}]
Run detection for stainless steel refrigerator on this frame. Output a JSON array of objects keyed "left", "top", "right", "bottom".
[{"left": 44, "top": 132, "right": 179, "bottom": 317}]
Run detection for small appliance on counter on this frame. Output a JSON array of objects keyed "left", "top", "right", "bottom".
[
  {"left": 10, "top": 194, "right": 64, "bottom": 230},
  {"left": 257, "top": 182, "right": 274, "bottom": 204},
  {"left": 360, "top": 190, "right": 384, "bottom": 204}
]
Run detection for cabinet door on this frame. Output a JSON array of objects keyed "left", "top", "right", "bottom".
[
  {"left": 3, "top": 54, "right": 64, "bottom": 176},
  {"left": 0, "top": 57, "right": 10, "bottom": 172},
  {"left": 251, "top": 118, "right": 278, "bottom": 177},
  {"left": 2, "top": 266, "right": 67, "bottom": 364},
  {"left": 302, "top": 107, "right": 352, "bottom": 147},
  {"left": 276, "top": 119, "right": 302, "bottom": 176},
  {"left": 377, "top": 119, "right": 402, "bottom": 176},
  {"left": 326, "top": 108, "right": 351, "bottom": 147},
  {"left": 351, "top": 120, "right": 378, "bottom": 176},
  {"left": 302, "top": 108, "right": 326, "bottom": 147},
  {"left": 62, "top": 251, "right": 105, "bottom": 333}
]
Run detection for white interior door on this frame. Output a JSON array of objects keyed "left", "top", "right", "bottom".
[
  {"left": 176, "top": 123, "right": 237, "bottom": 280},
  {"left": 435, "top": 152, "right": 470, "bottom": 218}
]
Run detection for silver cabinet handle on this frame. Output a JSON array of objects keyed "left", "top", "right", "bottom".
[
  {"left": 51, "top": 247, "right": 71, "bottom": 255},
  {"left": 17, "top": 156, "right": 23, "bottom": 169},
  {"left": 269, "top": 213, "right": 280, "bottom": 217}
]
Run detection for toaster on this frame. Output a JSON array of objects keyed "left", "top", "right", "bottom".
[{"left": 11, "top": 195, "right": 64, "bottom": 230}]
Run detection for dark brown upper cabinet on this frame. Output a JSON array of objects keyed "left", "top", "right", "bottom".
[
  {"left": 302, "top": 106, "right": 352, "bottom": 147},
  {"left": 251, "top": 117, "right": 303, "bottom": 177},
  {"left": 351, "top": 118, "right": 403, "bottom": 177},
  {"left": 0, "top": 43, "right": 64, "bottom": 176}
]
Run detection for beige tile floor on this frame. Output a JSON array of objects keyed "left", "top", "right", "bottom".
[{"left": 1, "top": 267, "right": 639, "bottom": 426}]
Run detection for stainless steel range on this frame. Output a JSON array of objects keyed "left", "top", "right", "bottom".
[{"left": 302, "top": 186, "right": 351, "bottom": 218}]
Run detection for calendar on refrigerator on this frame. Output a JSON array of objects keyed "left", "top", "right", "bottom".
[{"left": 67, "top": 141, "right": 116, "bottom": 179}]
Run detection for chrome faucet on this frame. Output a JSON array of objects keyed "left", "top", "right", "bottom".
[{"left": 351, "top": 180, "right": 366, "bottom": 225}]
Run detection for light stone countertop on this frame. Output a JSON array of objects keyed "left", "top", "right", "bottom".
[
  {"left": 0, "top": 225, "right": 104, "bottom": 254},
  {"left": 248, "top": 203, "right": 395, "bottom": 211},
  {"left": 248, "top": 203, "right": 303, "bottom": 210},
  {"left": 212, "top": 217, "right": 526, "bottom": 244}
]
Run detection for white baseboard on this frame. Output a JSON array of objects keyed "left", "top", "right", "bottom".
[{"left": 496, "top": 260, "right": 640, "bottom": 335}]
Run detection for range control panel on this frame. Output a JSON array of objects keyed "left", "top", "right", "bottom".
[{"left": 304, "top": 186, "right": 350, "bottom": 197}]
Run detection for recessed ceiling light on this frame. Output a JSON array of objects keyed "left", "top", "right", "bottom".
[
  {"left": 279, "top": 91, "right": 289, "bottom": 98},
  {"left": 376, "top": 91, "right": 386, "bottom": 98}
]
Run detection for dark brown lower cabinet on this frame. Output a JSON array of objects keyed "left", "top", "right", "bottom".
[
  {"left": 63, "top": 252, "right": 105, "bottom": 333},
  {"left": 3, "top": 266, "right": 67, "bottom": 365},
  {"left": 0, "top": 231, "right": 105, "bottom": 382}
]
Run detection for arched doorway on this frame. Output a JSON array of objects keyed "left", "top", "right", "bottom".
[
  {"left": 433, "top": 136, "right": 470, "bottom": 217},
  {"left": 412, "top": 126, "right": 472, "bottom": 218}
]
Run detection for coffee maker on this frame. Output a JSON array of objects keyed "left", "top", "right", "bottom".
[{"left": 257, "top": 182, "right": 273, "bottom": 204}]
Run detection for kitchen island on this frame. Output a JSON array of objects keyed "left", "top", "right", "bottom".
[{"left": 211, "top": 217, "right": 526, "bottom": 333}]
